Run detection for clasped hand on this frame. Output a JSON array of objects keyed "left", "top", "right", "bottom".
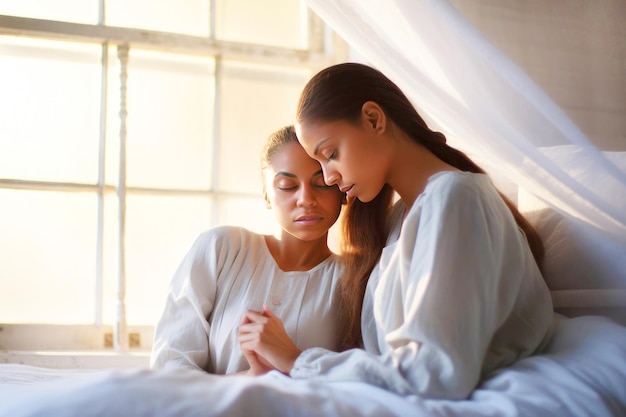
[{"left": 238, "top": 304, "right": 301, "bottom": 376}]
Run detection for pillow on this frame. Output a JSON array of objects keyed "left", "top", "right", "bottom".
[
  {"left": 518, "top": 145, "right": 626, "bottom": 292},
  {"left": 517, "top": 146, "right": 626, "bottom": 325},
  {"left": 521, "top": 207, "right": 626, "bottom": 291}
]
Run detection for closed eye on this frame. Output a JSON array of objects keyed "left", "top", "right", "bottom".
[
  {"left": 274, "top": 172, "right": 298, "bottom": 191},
  {"left": 277, "top": 185, "right": 297, "bottom": 191}
]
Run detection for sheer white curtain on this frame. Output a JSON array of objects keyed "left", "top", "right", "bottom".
[{"left": 306, "top": 0, "right": 626, "bottom": 248}]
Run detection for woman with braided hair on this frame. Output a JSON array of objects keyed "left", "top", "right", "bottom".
[{"left": 238, "top": 63, "right": 554, "bottom": 400}]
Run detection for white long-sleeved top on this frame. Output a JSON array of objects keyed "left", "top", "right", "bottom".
[
  {"left": 291, "top": 171, "right": 554, "bottom": 400},
  {"left": 150, "top": 225, "right": 344, "bottom": 374}
]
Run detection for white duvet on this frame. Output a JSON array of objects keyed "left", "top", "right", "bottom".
[{"left": 1, "top": 314, "right": 625, "bottom": 417}]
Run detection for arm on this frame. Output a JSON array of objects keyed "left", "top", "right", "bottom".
[{"left": 150, "top": 233, "right": 218, "bottom": 371}]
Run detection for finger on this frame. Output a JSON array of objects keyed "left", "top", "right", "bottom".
[
  {"left": 262, "top": 304, "right": 279, "bottom": 320},
  {"left": 241, "top": 348, "right": 263, "bottom": 374},
  {"left": 238, "top": 329, "right": 261, "bottom": 343},
  {"left": 241, "top": 347, "right": 258, "bottom": 361},
  {"left": 244, "top": 309, "right": 268, "bottom": 323}
]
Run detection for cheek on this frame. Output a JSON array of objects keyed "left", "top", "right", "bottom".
[
  {"left": 352, "top": 149, "right": 379, "bottom": 176},
  {"left": 268, "top": 192, "right": 294, "bottom": 212},
  {"left": 334, "top": 157, "right": 353, "bottom": 179}
]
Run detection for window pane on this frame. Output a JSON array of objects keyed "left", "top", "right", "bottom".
[
  {"left": 105, "top": 0, "right": 210, "bottom": 37},
  {"left": 218, "top": 61, "right": 311, "bottom": 193},
  {"left": 0, "top": 0, "right": 98, "bottom": 24},
  {"left": 0, "top": 36, "right": 102, "bottom": 183},
  {"left": 123, "top": 49, "right": 215, "bottom": 190},
  {"left": 216, "top": 0, "right": 307, "bottom": 48},
  {"left": 101, "top": 194, "right": 212, "bottom": 325},
  {"left": 218, "top": 195, "right": 274, "bottom": 235},
  {"left": 0, "top": 190, "right": 97, "bottom": 324}
]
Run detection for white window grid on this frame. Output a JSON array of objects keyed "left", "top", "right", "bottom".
[{"left": 0, "top": 7, "right": 346, "bottom": 352}]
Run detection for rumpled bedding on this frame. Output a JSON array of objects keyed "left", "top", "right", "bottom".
[{"left": 1, "top": 314, "right": 624, "bottom": 417}]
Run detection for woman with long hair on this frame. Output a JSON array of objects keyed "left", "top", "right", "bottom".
[{"left": 238, "top": 63, "right": 553, "bottom": 400}]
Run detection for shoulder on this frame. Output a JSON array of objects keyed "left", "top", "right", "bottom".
[
  {"left": 324, "top": 253, "right": 345, "bottom": 272},
  {"left": 308, "top": 252, "right": 345, "bottom": 272},
  {"left": 425, "top": 171, "right": 492, "bottom": 199},
  {"left": 416, "top": 171, "right": 499, "bottom": 213},
  {"left": 402, "top": 171, "right": 506, "bottom": 236},
  {"left": 198, "top": 224, "right": 257, "bottom": 240},
  {"left": 194, "top": 225, "right": 261, "bottom": 251}
]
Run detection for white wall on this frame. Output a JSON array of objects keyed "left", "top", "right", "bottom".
[{"left": 450, "top": 0, "right": 626, "bottom": 151}]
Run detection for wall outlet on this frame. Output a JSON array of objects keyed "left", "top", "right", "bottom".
[
  {"left": 129, "top": 332, "right": 141, "bottom": 348},
  {"left": 104, "top": 332, "right": 113, "bottom": 348},
  {"left": 103, "top": 332, "right": 140, "bottom": 348}
]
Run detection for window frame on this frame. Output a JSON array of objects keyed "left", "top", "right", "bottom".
[{"left": 0, "top": 8, "right": 347, "bottom": 353}]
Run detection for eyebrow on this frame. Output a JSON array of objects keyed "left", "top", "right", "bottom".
[
  {"left": 274, "top": 171, "right": 296, "bottom": 178},
  {"left": 275, "top": 169, "right": 323, "bottom": 178},
  {"left": 313, "top": 138, "right": 330, "bottom": 156}
]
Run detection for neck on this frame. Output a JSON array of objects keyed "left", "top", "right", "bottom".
[
  {"left": 386, "top": 128, "right": 459, "bottom": 212},
  {"left": 265, "top": 233, "right": 332, "bottom": 271}
]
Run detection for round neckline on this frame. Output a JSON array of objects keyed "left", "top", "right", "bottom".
[{"left": 259, "top": 234, "right": 336, "bottom": 274}]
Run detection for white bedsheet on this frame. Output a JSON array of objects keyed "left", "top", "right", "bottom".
[{"left": 1, "top": 314, "right": 625, "bottom": 417}]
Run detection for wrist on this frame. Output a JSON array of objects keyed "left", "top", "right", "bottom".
[{"left": 280, "top": 349, "right": 301, "bottom": 375}]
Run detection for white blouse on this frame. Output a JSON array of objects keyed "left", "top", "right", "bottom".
[
  {"left": 150, "top": 225, "right": 344, "bottom": 374},
  {"left": 291, "top": 171, "right": 554, "bottom": 400}
]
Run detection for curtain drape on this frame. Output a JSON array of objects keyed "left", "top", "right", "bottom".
[{"left": 305, "top": 0, "right": 626, "bottom": 247}]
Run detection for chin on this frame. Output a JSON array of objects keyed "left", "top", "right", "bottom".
[
  {"left": 293, "top": 229, "right": 327, "bottom": 242},
  {"left": 355, "top": 194, "right": 375, "bottom": 204},
  {"left": 353, "top": 186, "right": 386, "bottom": 204}
]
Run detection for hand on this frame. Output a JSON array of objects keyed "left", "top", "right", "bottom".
[
  {"left": 238, "top": 313, "right": 275, "bottom": 376},
  {"left": 238, "top": 304, "right": 302, "bottom": 375},
  {"left": 241, "top": 349, "right": 274, "bottom": 376}
]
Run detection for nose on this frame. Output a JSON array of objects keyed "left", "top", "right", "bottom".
[
  {"left": 322, "top": 166, "right": 340, "bottom": 186},
  {"left": 296, "top": 184, "right": 317, "bottom": 207}
]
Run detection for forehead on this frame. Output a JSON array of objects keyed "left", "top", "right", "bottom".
[
  {"left": 266, "top": 141, "right": 321, "bottom": 174},
  {"left": 296, "top": 119, "right": 357, "bottom": 148},
  {"left": 295, "top": 119, "right": 333, "bottom": 139}
]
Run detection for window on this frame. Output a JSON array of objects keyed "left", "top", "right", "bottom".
[{"left": 0, "top": 1, "right": 345, "bottom": 353}]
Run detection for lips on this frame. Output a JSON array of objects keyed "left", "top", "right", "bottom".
[
  {"left": 295, "top": 214, "right": 323, "bottom": 222},
  {"left": 340, "top": 184, "right": 354, "bottom": 196}
]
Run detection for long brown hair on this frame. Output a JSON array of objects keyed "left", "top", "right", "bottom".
[{"left": 296, "top": 63, "right": 544, "bottom": 349}]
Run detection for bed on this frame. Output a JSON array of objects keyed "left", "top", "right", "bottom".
[
  {"left": 2, "top": 0, "right": 625, "bottom": 416},
  {"left": 0, "top": 312, "right": 625, "bottom": 417}
]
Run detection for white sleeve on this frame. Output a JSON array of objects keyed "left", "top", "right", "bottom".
[
  {"left": 150, "top": 232, "right": 219, "bottom": 371},
  {"left": 291, "top": 178, "right": 524, "bottom": 399}
]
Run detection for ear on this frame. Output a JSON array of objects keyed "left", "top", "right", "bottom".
[{"left": 361, "top": 101, "right": 386, "bottom": 133}]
